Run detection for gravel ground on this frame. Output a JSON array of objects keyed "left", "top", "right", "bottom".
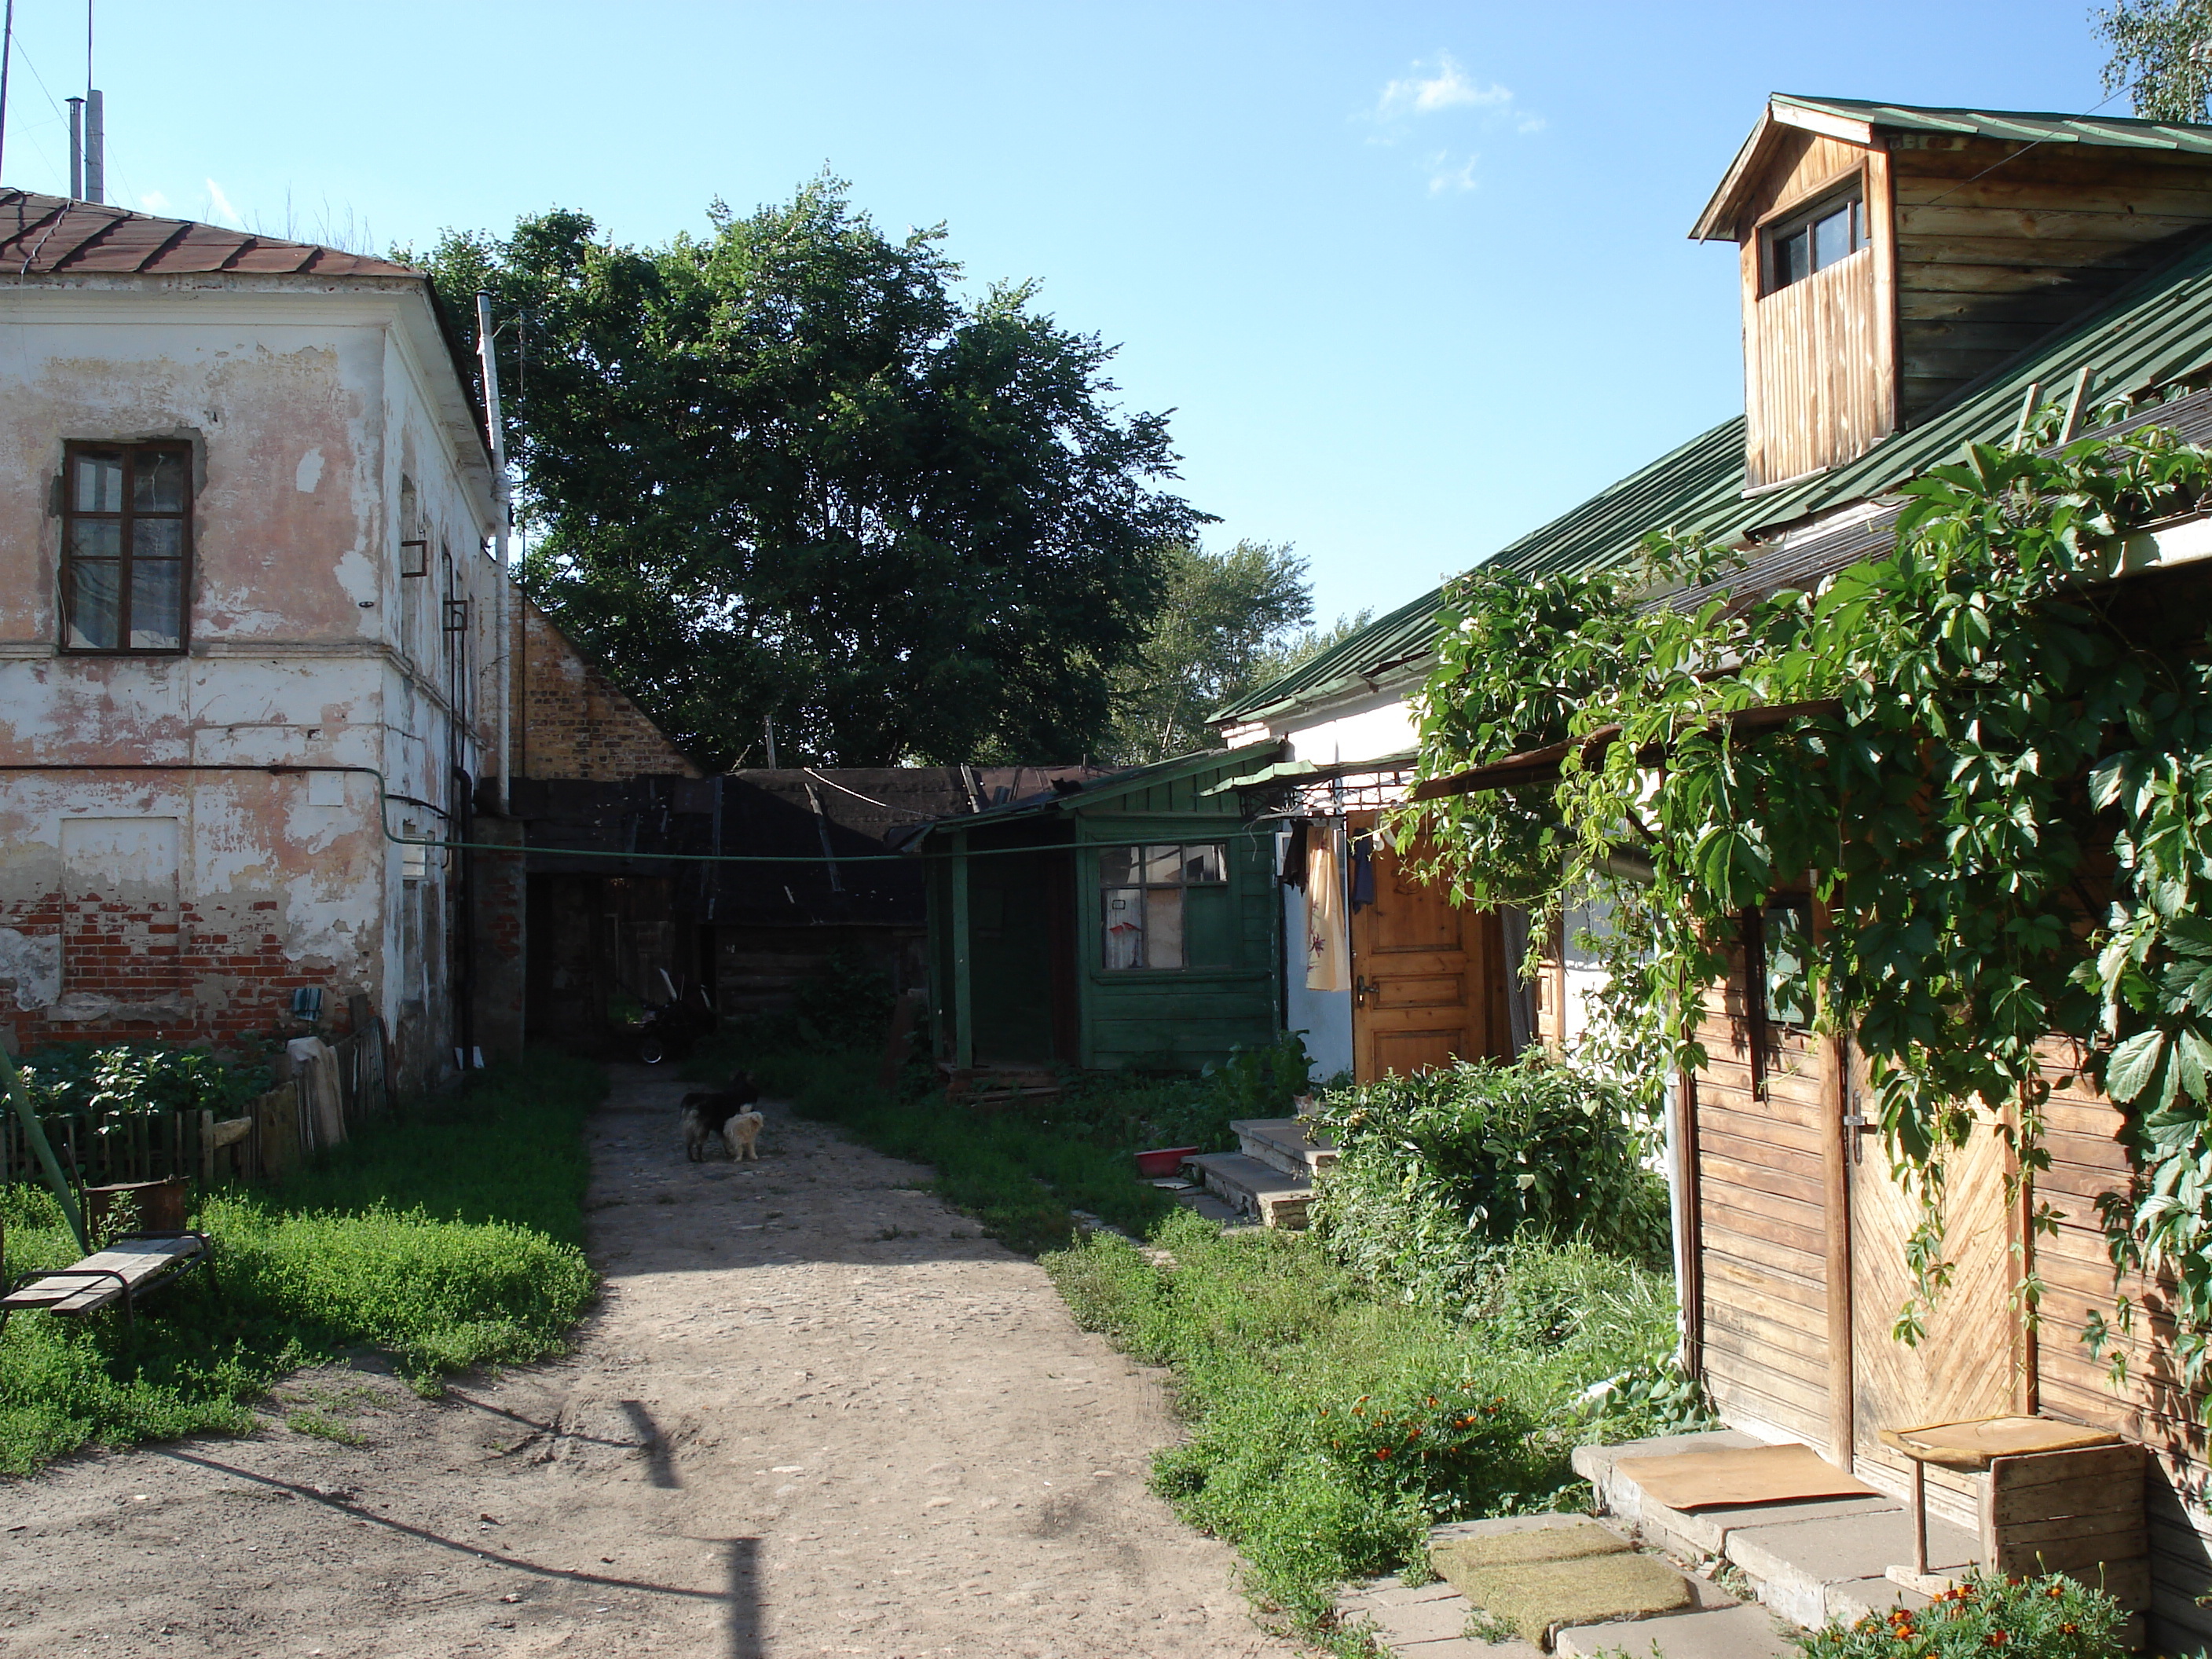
[{"left": 0, "top": 1064, "right": 1294, "bottom": 1659}]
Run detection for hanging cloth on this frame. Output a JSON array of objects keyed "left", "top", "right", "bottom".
[
  {"left": 1500, "top": 904, "right": 1539, "bottom": 1054},
  {"left": 1348, "top": 828, "right": 1376, "bottom": 911},
  {"left": 1281, "top": 819, "right": 1311, "bottom": 891},
  {"left": 1305, "top": 822, "right": 1349, "bottom": 992}
]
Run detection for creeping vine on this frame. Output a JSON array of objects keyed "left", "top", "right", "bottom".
[{"left": 1401, "top": 425, "right": 2212, "bottom": 1404}]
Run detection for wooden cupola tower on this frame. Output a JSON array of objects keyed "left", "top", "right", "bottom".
[{"left": 1694, "top": 95, "right": 2212, "bottom": 490}]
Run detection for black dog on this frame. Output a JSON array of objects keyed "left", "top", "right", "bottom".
[{"left": 680, "top": 1074, "right": 761, "bottom": 1162}]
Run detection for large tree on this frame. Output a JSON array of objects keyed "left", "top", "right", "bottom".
[
  {"left": 2096, "top": 0, "right": 2212, "bottom": 121},
  {"left": 416, "top": 180, "right": 1203, "bottom": 767},
  {"left": 1101, "top": 540, "right": 1372, "bottom": 765}
]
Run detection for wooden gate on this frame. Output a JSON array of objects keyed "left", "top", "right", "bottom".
[
  {"left": 1850, "top": 1071, "right": 2021, "bottom": 1519},
  {"left": 1347, "top": 828, "right": 1510, "bottom": 1082}
]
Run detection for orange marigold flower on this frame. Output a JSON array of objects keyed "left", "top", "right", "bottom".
[
  {"left": 2060, "top": 1622, "right": 2078, "bottom": 1636},
  {"left": 2045, "top": 1584, "right": 2066, "bottom": 1599},
  {"left": 1375, "top": 1448, "right": 1390, "bottom": 1459},
  {"left": 1986, "top": 1629, "right": 2008, "bottom": 1646}
]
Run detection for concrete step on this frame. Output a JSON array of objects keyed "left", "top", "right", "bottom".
[
  {"left": 1184, "top": 1150, "right": 1312, "bottom": 1228},
  {"left": 1554, "top": 1602, "right": 1796, "bottom": 1659},
  {"left": 1229, "top": 1116, "right": 1338, "bottom": 1180},
  {"left": 1168, "top": 1185, "right": 1241, "bottom": 1225}
]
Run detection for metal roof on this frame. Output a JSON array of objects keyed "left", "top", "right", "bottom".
[
  {"left": 0, "top": 189, "right": 423, "bottom": 279},
  {"left": 1774, "top": 93, "right": 2212, "bottom": 155},
  {"left": 1218, "top": 228, "right": 2212, "bottom": 730},
  {"left": 1692, "top": 93, "right": 2212, "bottom": 240},
  {"left": 1211, "top": 418, "right": 1749, "bottom": 725}
]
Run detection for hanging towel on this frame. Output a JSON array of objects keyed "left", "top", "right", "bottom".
[{"left": 1305, "top": 823, "right": 1349, "bottom": 992}]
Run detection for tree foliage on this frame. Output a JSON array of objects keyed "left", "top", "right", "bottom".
[
  {"left": 415, "top": 178, "right": 1203, "bottom": 767},
  {"left": 1403, "top": 410, "right": 2212, "bottom": 1397},
  {"left": 1103, "top": 539, "right": 1313, "bottom": 764},
  {"left": 2095, "top": 0, "right": 2212, "bottom": 123}
]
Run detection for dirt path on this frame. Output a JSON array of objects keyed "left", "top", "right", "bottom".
[{"left": 0, "top": 1065, "right": 1294, "bottom": 1658}]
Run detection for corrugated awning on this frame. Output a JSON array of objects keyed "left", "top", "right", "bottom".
[{"left": 1197, "top": 749, "right": 1420, "bottom": 796}]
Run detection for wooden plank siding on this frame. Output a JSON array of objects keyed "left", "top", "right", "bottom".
[
  {"left": 1734, "top": 129, "right": 1892, "bottom": 489},
  {"left": 1888, "top": 141, "right": 2212, "bottom": 422},
  {"left": 1690, "top": 972, "right": 1840, "bottom": 1452}
]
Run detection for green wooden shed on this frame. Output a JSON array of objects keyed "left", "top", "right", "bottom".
[{"left": 921, "top": 744, "right": 1287, "bottom": 1071}]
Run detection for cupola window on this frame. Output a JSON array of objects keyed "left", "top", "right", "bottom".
[{"left": 1765, "top": 191, "right": 1867, "bottom": 293}]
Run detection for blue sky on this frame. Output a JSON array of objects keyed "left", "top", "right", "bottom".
[{"left": 0, "top": 1, "right": 2122, "bottom": 625}]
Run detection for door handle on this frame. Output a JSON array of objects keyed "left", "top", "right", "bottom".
[{"left": 1355, "top": 976, "right": 1379, "bottom": 1006}]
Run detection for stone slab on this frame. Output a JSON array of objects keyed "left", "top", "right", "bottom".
[
  {"left": 1376, "top": 1593, "right": 1486, "bottom": 1644},
  {"left": 1554, "top": 1602, "right": 1797, "bottom": 1659},
  {"left": 1432, "top": 1514, "right": 1621, "bottom": 1544},
  {"left": 1725, "top": 1510, "right": 1976, "bottom": 1631},
  {"left": 1825, "top": 1575, "right": 1933, "bottom": 1628},
  {"left": 1634, "top": 1491, "right": 1905, "bottom": 1562},
  {"left": 1576, "top": 1432, "right": 1767, "bottom": 1527},
  {"left": 1394, "top": 1640, "right": 1543, "bottom": 1659}
]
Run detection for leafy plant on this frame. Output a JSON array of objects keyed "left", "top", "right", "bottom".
[
  {"left": 1403, "top": 421, "right": 2212, "bottom": 1400},
  {"left": 1798, "top": 1570, "right": 2125, "bottom": 1659}
]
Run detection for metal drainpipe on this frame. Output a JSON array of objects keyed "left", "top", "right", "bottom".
[{"left": 477, "top": 291, "right": 514, "bottom": 816}]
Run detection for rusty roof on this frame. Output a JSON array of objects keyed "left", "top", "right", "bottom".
[{"left": 0, "top": 189, "right": 423, "bottom": 280}]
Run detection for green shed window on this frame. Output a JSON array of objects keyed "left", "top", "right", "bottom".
[{"left": 1101, "top": 843, "right": 1225, "bottom": 970}]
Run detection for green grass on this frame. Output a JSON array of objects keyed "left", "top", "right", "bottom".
[
  {"left": 0, "top": 1049, "right": 603, "bottom": 1476},
  {"left": 1044, "top": 1210, "right": 1684, "bottom": 1650},
  {"left": 687, "top": 1041, "right": 1179, "bottom": 1254}
]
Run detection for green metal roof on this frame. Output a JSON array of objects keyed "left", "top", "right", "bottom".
[
  {"left": 917, "top": 741, "right": 1283, "bottom": 836},
  {"left": 1217, "top": 229, "right": 2212, "bottom": 729},
  {"left": 1774, "top": 93, "right": 2212, "bottom": 154},
  {"left": 1211, "top": 418, "right": 1748, "bottom": 724}
]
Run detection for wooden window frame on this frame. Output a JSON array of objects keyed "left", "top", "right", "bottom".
[
  {"left": 58, "top": 441, "right": 194, "bottom": 655},
  {"left": 1760, "top": 179, "right": 1870, "bottom": 298},
  {"left": 1098, "top": 841, "right": 1228, "bottom": 972}
]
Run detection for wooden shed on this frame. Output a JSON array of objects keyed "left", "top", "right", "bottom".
[{"left": 921, "top": 745, "right": 1287, "bottom": 1071}]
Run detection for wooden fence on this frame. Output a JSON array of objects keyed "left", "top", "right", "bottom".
[{"left": 0, "top": 1017, "right": 392, "bottom": 1192}]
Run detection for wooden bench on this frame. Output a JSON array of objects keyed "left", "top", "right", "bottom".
[
  {"left": 1, "top": 1231, "right": 212, "bottom": 1334},
  {"left": 1881, "top": 1415, "right": 2148, "bottom": 1624}
]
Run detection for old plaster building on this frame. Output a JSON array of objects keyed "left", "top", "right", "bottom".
[{"left": 0, "top": 189, "right": 513, "bottom": 1088}]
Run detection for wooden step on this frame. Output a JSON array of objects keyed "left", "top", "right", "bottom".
[
  {"left": 1229, "top": 1117, "right": 1337, "bottom": 1181},
  {"left": 1185, "top": 1151, "right": 1311, "bottom": 1229}
]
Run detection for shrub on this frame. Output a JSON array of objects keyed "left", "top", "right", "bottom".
[
  {"left": 1310, "top": 1057, "right": 1668, "bottom": 1315},
  {"left": 1797, "top": 1571, "right": 2125, "bottom": 1659},
  {"left": 14, "top": 1041, "right": 271, "bottom": 1118}
]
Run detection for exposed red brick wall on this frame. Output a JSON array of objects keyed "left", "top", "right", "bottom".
[
  {"left": 0, "top": 892, "right": 365, "bottom": 1057},
  {"left": 512, "top": 596, "right": 700, "bottom": 782}
]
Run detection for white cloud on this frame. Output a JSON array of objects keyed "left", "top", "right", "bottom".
[
  {"left": 135, "top": 189, "right": 171, "bottom": 214},
  {"left": 203, "top": 178, "right": 243, "bottom": 227},
  {"left": 1426, "top": 152, "right": 1481, "bottom": 195},
  {"left": 1365, "top": 53, "right": 1542, "bottom": 198},
  {"left": 1377, "top": 53, "right": 1515, "bottom": 120}
]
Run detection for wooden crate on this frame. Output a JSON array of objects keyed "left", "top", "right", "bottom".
[{"left": 1981, "top": 1442, "right": 2150, "bottom": 1611}]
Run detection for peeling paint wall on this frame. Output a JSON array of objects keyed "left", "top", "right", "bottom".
[{"left": 0, "top": 276, "right": 506, "bottom": 1089}]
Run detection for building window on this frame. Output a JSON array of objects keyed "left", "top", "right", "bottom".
[
  {"left": 1759, "top": 897, "right": 1815, "bottom": 1029},
  {"left": 1101, "top": 843, "right": 1225, "bottom": 970},
  {"left": 1765, "top": 192, "right": 1867, "bottom": 294},
  {"left": 60, "top": 442, "right": 191, "bottom": 652}
]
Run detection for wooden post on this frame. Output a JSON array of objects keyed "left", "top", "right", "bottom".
[
  {"left": 950, "top": 830, "right": 974, "bottom": 1071},
  {"left": 1826, "top": 1031, "right": 1856, "bottom": 1474}
]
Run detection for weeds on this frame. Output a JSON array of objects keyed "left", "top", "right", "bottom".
[
  {"left": 1045, "top": 1210, "right": 1679, "bottom": 1639},
  {"left": 0, "top": 1050, "right": 602, "bottom": 1475}
]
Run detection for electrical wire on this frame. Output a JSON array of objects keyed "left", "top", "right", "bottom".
[{"left": 1917, "top": 88, "right": 2133, "bottom": 211}]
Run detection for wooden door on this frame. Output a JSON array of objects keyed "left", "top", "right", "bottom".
[
  {"left": 1348, "top": 830, "right": 1507, "bottom": 1082},
  {"left": 1850, "top": 1064, "right": 2020, "bottom": 1520}
]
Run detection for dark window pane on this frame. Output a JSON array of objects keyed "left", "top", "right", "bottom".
[
  {"left": 1182, "top": 844, "right": 1225, "bottom": 884},
  {"left": 66, "top": 561, "right": 122, "bottom": 649},
  {"left": 68, "top": 519, "right": 122, "bottom": 560},
  {"left": 1098, "top": 848, "right": 1139, "bottom": 887},
  {"left": 129, "top": 560, "right": 185, "bottom": 650},
  {"left": 1812, "top": 203, "right": 1855, "bottom": 271},
  {"left": 1851, "top": 198, "right": 1868, "bottom": 251},
  {"left": 133, "top": 518, "right": 185, "bottom": 559},
  {"left": 73, "top": 449, "right": 125, "bottom": 513},
  {"left": 134, "top": 449, "right": 189, "bottom": 513},
  {"left": 1775, "top": 228, "right": 1809, "bottom": 288}
]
